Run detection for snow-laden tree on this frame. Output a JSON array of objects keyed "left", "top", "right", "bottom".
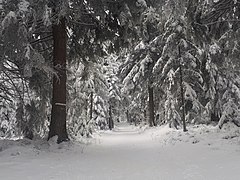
[
  {"left": 1, "top": 0, "right": 145, "bottom": 141},
  {"left": 151, "top": 1, "right": 203, "bottom": 130},
  {"left": 0, "top": 0, "right": 52, "bottom": 139},
  {"left": 201, "top": 35, "right": 240, "bottom": 128},
  {"left": 104, "top": 54, "right": 122, "bottom": 129},
  {"left": 68, "top": 59, "right": 107, "bottom": 137},
  {"left": 2, "top": 0, "right": 240, "bottom": 141},
  {"left": 197, "top": 0, "right": 240, "bottom": 128},
  {"left": 67, "top": 53, "right": 122, "bottom": 137},
  {"left": 120, "top": 5, "right": 165, "bottom": 127}
]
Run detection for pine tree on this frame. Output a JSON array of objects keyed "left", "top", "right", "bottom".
[
  {"left": 48, "top": 3, "right": 68, "bottom": 142},
  {"left": 198, "top": 0, "right": 240, "bottom": 127},
  {"left": 0, "top": 0, "right": 52, "bottom": 139},
  {"left": 151, "top": 0, "right": 205, "bottom": 130}
]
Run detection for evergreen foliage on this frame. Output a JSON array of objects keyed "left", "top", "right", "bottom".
[{"left": 1, "top": 0, "right": 240, "bottom": 140}]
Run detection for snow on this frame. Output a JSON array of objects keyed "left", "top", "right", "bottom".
[
  {"left": 1, "top": 11, "right": 17, "bottom": 28},
  {"left": 1, "top": 122, "right": 240, "bottom": 180},
  {"left": 209, "top": 43, "right": 221, "bottom": 55},
  {"left": 136, "top": 0, "right": 147, "bottom": 8},
  {"left": 43, "top": 5, "right": 52, "bottom": 26},
  {"left": 134, "top": 41, "right": 145, "bottom": 51},
  {"left": 18, "top": 0, "right": 30, "bottom": 12}
]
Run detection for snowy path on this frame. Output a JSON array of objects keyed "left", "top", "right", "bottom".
[{"left": 1, "top": 122, "right": 240, "bottom": 180}]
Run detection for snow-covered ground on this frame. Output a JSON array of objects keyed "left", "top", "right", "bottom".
[{"left": 0, "top": 122, "right": 240, "bottom": 180}]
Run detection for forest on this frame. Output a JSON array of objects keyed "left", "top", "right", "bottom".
[
  {"left": 1, "top": 0, "right": 240, "bottom": 179},
  {"left": 1, "top": 0, "right": 240, "bottom": 142}
]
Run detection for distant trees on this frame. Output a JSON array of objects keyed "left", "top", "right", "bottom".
[
  {"left": 120, "top": 0, "right": 240, "bottom": 130},
  {"left": 119, "top": 5, "right": 162, "bottom": 127}
]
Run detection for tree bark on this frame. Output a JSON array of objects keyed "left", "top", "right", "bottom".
[
  {"left": 126, "top": 110, "right": 129, "bottom": 123},
  {"left": 144, "top": 109, "right": 147, "bottom": 123},
  {"left": 179, "top": 46, "right": 187, "bottom": 132},
  {"left": 90, "top": 92, "right": 93, "bottom": 120},
  {"left": 48, "top": 18, "right": 69, "bottom": 143},
  {"left": 109, "top": 105, "right": 114, "bottom": 130},
  {"left": 148, "top": 84, "right": 156, "bottom": 127}
]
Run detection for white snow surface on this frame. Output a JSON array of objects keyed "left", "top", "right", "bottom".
[{"left": 1, "top": 122, "right": 240, "bottom": 180}]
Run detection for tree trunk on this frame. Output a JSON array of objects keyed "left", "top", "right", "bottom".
[
  {"left": 126, "top": 110, "right": 129, "bottom": 123},
  {"left": 48, "top": 18, "right": 69, "bottom": 143},
  {"left": 144, "top": 109, "right": 147, "bottom": 123},
  {"left": 109, "top": 105, "right": 114, "bottom": 130},
  {"left": 148, "top": 84, "right": 156, "bottom": 127},
  {"left": 179, "top": 46, "right": 187, "bottom": 132},
  {"left": 90, "top": 92, "right": 93, "bottom": 121}
]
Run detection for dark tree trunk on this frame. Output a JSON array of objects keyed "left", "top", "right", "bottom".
[
  {"left": 211, "top": 74, "right": 220, "bottom": 122},
  {"left": 179, "top": 46, "right": 187, "bottom": 132},
  {"left": 90, "top": 92, "right": 93, "bottom": 120},
  {"left": 126, "top": 110, "right": 129, "bottom": 123},
  {"left": 148, "top": 84, "right": 156, "bottom": 127},
  {"left": 48, "top": 18, "right": 69, "bottom": 143},
  {"left": 109, "top": 105, "right": 114, "bottom": 130},
  {"left": 144, "top": 109, "right": 147, "bottom": 123}
]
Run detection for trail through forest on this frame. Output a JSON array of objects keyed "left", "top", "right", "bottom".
[{"left": 0, "top": 122, "right": 240, "bottom": 180}]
